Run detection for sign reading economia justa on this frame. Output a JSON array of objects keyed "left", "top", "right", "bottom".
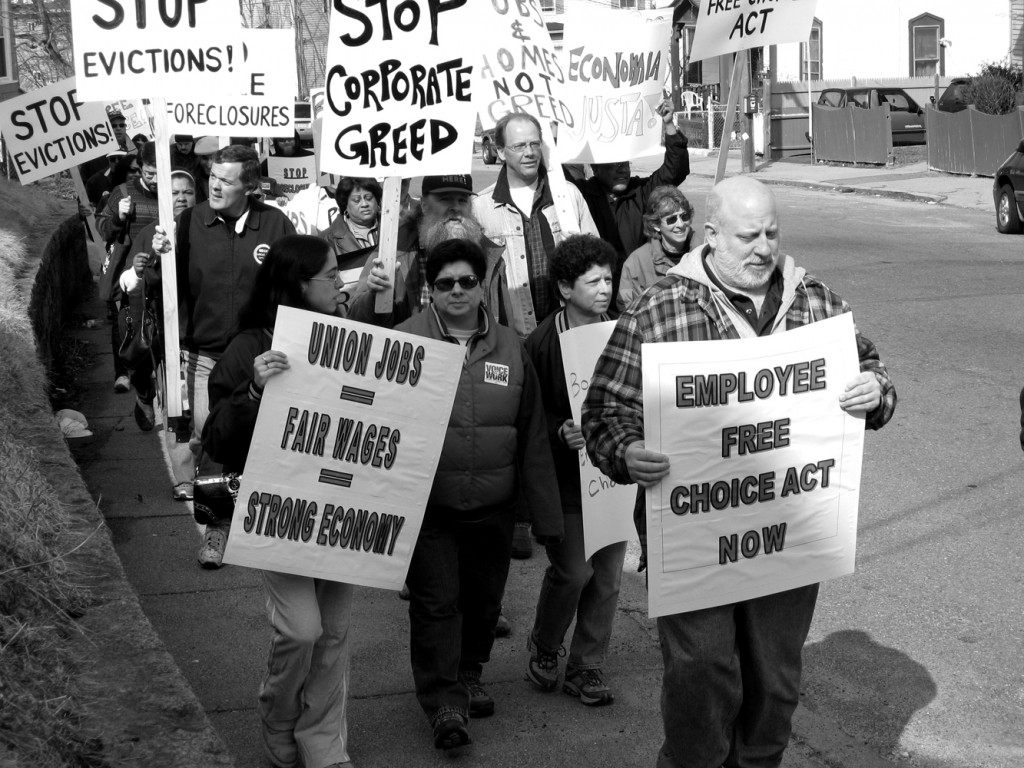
[{"left": 320, "top": 1, "right": 485, "bottom": 176}]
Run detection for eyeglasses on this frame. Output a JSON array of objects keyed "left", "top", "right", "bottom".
[
  {"left": 661, "top": 213, "right": 691, "bottom": 226},
  {"left": 433, "top": 275, "right": 480, "bottom": 292},
  {"left": 309, "top": 271, "right": 342, "bottom": 286},
  {"left": 504, "top": 141, "right": 542, "bottom": 154}
]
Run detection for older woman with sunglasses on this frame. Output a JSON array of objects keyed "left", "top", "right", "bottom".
[
  {"left": 616, "top": 185, "right": 697, "bottom": 312},
  {"left": 394, "top": 238, "right": 562, "bottom": 754}
]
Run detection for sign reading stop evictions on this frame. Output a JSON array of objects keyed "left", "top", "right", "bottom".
[{"left": 688, "top": 0, "right": 818, "bottom": 63}]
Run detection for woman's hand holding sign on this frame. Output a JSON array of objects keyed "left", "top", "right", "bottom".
[
  {"left": 838, "top": 372, "right": 882, "bottom": 416},
  {"left": 254, "top": 350, "right": 290, "bottom": 390},
  {"left": 625, "top": 441, "right": 671, "bottom": 488}
]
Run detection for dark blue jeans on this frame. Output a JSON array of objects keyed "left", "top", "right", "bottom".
[
  {"left": 657, "top": 584, "right": 819, "bottom": 768},
  {"left": 406, "top": 507, "right": 515, "bottom": 724}
]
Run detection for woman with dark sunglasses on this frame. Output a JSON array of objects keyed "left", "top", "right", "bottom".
[
  {"left": 617, "top": 185, "right": 697, "bottom": 312},
  {"left": 392, "top": 238, "right": 563, "bottom": 754}
]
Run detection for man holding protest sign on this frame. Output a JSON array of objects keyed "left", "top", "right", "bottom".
[
  {"left": 572, "top": 100, "right": 689, "bottom": 274},
  {"left": 472, "top": 113, "right": 598, "bottom": 340},
  {"left": 582, "top": 177, "right": 896, "bottom": 768},
  {"left": 152, "top": 144, "right": 296, "bottom": 566}
]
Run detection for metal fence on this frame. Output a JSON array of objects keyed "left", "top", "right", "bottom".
[{"left": 674, "top": 105, "right": 744, "bottom": 151}]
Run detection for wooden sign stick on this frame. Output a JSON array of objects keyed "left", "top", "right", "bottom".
[
  {"left": 374, "top": 176, "right": 404, "bottom": 314},
  {"left": 146, "top": 97, "right": 183, "bottom": 417},
  {"left": 715, "top": 48, "right": 749, "bottom": 184}
]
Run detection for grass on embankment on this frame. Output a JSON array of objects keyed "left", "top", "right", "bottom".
[{"left": 0, "top": 176, "right": 104, "bottom": 767}]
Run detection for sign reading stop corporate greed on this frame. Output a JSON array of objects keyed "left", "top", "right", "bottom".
[
  {"left": 560, "top": 321, "right": 637, "bottom": 559},
  {"left": 642, "top": 314, "right": 865, "bottom": 618},
  {"left": 0, "top": 78, "right": 116, "bottom": 184},
  {"left": 559, "top": 7, "right": 670, "bottom": 164},
  {"left": 70, "top": 0, "right": 244, "bottom": 100},
  {"left": 165, "top": 29, "right": 297, "bottom": 137},
  {"left": 689, "top": 0, "right": 818, "bottom": 62},
  {"left": 476, "top": 0, "right": 573, "bottom": 129},
  {"left": 321, "top": 1, "right": 484, "bottom": 176},
  {"left": 223, "top": 307, "right": 464, "bottom": 589}
]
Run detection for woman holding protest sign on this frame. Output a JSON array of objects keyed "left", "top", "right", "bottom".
[
  {"left": 394, "top": 238, "right": 563, "bottom": 752},
  {"left": 202, "top": 234, "right": 355, "bottom": 768}
]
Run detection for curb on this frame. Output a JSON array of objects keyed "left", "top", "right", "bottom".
[{"left": 688, "top": 171, "right": 948, "bottom": 206}]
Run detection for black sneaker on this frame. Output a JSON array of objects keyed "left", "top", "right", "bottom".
[
  {"left": 432, "top": 713, "right": 470, "bottom": 750},
  {"left": 460, "top": 670, "right": 494, "bottom": 718}
]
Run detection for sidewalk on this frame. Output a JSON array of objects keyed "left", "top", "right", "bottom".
[{"left": 681, "top": 148, "right": 995, "bottom": 213}]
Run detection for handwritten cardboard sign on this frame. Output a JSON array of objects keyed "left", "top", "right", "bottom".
[
  {"left": 0, "top": 78, "right": 116, "bottom": 183},
  {"left": 689, "top": 0, "right": 818, "bottom": 63},
  {"left": 559, "top": 7, "right": 670, "bottom": 164},
  {"left": 320, "top": 1, "right": 483, "bottom": 176},
  {"left": 223, "top": 306, "right": 464, "bottom": 588},
  {"left": 476, "top": 0, "right": 574, "bottom": 129},
  {"left": 165, "top": 29, "right": 297, "bottom": 137},
  {"left": 70, "top": 0, "right": 244, "bottom": 100},
  {"left": 560, "top": 321, "right": 637, "bottom": 559},
  {"left": 642, "top": 313, "right": 864, "bottom": 617},
  {"left": 266, "top": 155, "right": 318, "bottom": 199}
]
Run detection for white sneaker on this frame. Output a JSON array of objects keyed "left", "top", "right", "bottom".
[
  {"left": 113, "top": 375, "right": 130, "bottom": 393},
  {"left": 197, "top": 526, "right": 229, "bottom": 569}
]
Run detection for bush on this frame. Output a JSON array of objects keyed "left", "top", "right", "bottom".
[{"left": 962, "top": 72, "right": 1018, "bottom": 115}]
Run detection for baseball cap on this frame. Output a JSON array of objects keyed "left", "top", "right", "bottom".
[
  {"left": 257, "top": 177, "right": 282, "bottom": 198},
  {"left": 193, "top": 136, "right": 220, "bottom": 156},
  {"left": 421, "top": 174, "right": 474, "bottom": 197}
]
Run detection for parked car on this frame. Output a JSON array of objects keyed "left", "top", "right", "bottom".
[
  {"left": 993, "top": 139, "right": 1024, "bottom": 233},
  {"left": 294, "top": 100, "right": 312, "bottom": 147},
  {"left": 816, "top": 87, "right": 927, "bottom": 145},
  {"left": 934, "top": 78, "right": 971, "bottom": 113},
  {"left": 481, "top": 128, "right": 498, "bottom": 164}
]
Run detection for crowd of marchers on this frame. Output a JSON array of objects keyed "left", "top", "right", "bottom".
[{"left": 76, "top": 101, "right": 895, "bottom": 768}]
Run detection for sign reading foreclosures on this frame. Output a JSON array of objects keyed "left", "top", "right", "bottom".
[
  {"left": 641, "top": 314, "right": 864, "bottom": 618},
  {"left": 559, "top": 7, "right": 670, "bottom": 164},
  {"left": 689, "top": 0, "right": 818, "bottom": 62},
  {"left": 476, "top": 0, "right": 573, "bottom": 129},
  {"left": 165, "top": 29, "right": 297, "bottom": 137},
  {"left": 0, "top": 78, "right": 116, "bottom": 183},
  {"left": 320, "top": 1, "right": 483, "bottom": 176},
  {"left": 70, "top": 0, "right": 244, "bottom": 100},
  {"left": 223, "top": 306, "right": 464, "bottom": 589},
  {"left": 560, "top": 321, "right": 637, "bottom": 559}
]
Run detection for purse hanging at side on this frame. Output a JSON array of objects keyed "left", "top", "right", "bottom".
[{"left": 118, "top": 287, "right": 157, "bottom": 367}]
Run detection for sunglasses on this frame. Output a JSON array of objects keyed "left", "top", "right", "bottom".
[
  {"left": 661, "top": 213, "right": 691, "bottom": 226},
  {"left": 433, "top": 275, "right": 480, "bottom": 292}
]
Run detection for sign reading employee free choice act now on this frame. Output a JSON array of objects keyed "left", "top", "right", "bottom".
[
  {"left": 0, "top": 78, "right": 116, "bottom": 184},
  {"left": 70, "top": 0, "right": 244, "bottom": 100},
  {"left": 223, "top": 307, "right": 464, "bottom": 589},
  {"left": 688, "top": 0, "right": 818, "bottom": 63},
  {"left": 642, "top": 313, "right": 865, "bottom": 618}
]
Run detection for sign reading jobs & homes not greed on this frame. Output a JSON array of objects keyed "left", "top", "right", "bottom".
[
  {"left": 223, "top": 307, "right": 464, "bottom": 589},
  {"left": 642, "top": 314, "right": 865, "bottom": 618}
]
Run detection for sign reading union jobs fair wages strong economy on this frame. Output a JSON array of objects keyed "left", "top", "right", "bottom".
[
  {"left": 70, "top": 0, "right": 244, "bottom": 101},
  {"left": 0, "top": 78, "right": 116, "bottom": 184},
  {"left": 559, "top": 321, "right": 637, "bottom": 560},
  {"left": 558, "top": 6, "right": 670, "bottom": 164},
  {"left": 688, "top": 0, "right": 818, "bottom": 63},
  {"left": 320, "top": 1, "right": 484, "bottom": 176},
  {"left": 642, "top": 313, "right": 864, "bottom": 618},
  {"left": 165, "top": 29, "right": 297, "bottom": 138},
  {"left": 223, "top": 307, "right": 464, "bottom": 589}
]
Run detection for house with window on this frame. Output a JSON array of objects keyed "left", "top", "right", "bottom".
[
  {"left": 771, "top": 1, "right": 1019, "bottom": 82},
  {"left": 1, "top": 0, "right": 22, "bottom": 101}
]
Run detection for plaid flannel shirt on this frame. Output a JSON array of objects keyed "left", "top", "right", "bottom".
[{"left": 581, "top": 261, "right": 897, "bottom": 484}]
